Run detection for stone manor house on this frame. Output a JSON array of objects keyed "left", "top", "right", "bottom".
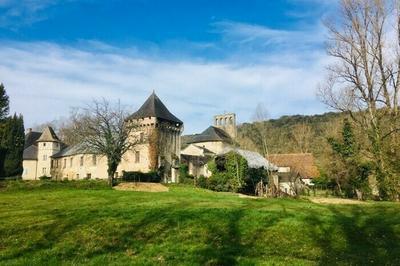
[{"left": 22, "top": 92, "right": 275, "bottom": 183}]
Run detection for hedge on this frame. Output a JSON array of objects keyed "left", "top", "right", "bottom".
[{"left": 122, "top": 171, "right": 161, "bottom": 183}]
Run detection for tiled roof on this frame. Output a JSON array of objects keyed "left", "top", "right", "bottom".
[
  {"left": 127, "top": 92, "right": 183, "bottom": 124},
  {"left": 267, "top": 153, "right": 320, "bottom": 178}
]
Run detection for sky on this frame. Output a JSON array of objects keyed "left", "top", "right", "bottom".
[{"left": 0, "top": 0, "right": 338, "bottom": 134}]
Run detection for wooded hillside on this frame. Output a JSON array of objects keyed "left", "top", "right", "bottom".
[{"left": 237, "top": 112, "right": 346, "bottom": 176}]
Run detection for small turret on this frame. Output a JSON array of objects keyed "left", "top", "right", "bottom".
[{"left": 36, "top": 126, "right": 61, "bottom": 177}]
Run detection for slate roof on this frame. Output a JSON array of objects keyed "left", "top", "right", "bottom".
[
  {"left": 23, "top": 145, "right": 38, "bottom": 160},
  {"left": 51, "top": 143, "right": 96, "bottom": 158},
  {"left": 127, "top": 92, "right": 183, "bottom": 124},
  {"left": 267, "top": 153, "right": 320, "bottom": 178},
  {"left": 37, "top": 126, "right": 60, "bottom": 142},
  {"left": 222, "top": 147, "right": 278, "bottom": 170},
  {"left": 24, "top": 131, "right": 41, "bottom": 149},
  {"left": 186, "top": 126, "right": 233, "bottom": 144}
]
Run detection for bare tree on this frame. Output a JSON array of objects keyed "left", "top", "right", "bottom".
[
  {"left": 252, "top": 103, "right": 270, "bottom": 157},
  {"left": 290, "top": 123, "right": 313, "bottom": 153},
  {"left": 252, "top": 103, "right": 281, "bottom": 197},
  {"left": 71, "top": 99, "right": 138, "bottom": 186},
  {"left": 318, "top": 0, "right": 400, "bottom": 199}
]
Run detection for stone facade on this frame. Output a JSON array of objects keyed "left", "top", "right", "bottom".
[
  {"left": 22, "top": 92, "right": 183, "bottom": 182},
  {"left": 214, "top": 113, "right": 237, "bottom": 139}
]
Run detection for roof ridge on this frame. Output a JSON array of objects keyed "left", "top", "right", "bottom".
[{"left": 128, "top": 92, "right": 182, "bottom": 124}]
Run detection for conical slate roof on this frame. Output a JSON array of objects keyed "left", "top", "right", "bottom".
[
  {"left": 37, "top": 126, "right": 60, "bottom": 142},
  {"left": 187, "top": 126, "right": 233, "bottom": 144},
  {"left": 128, "top": 92, "right": 183, "bottom": 124}
]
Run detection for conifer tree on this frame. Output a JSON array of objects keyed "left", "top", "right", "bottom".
[
  {"left": 0, "top": 114, "right": 25, "bottom": 177},
  {"left": 0, "top": 83, "right": 9, "bottom": 120},
  {"left": 0, "top": 84, "right": 25, "bottom": 177}
]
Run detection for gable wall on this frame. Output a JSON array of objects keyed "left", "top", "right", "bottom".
[{"left": 22, "top": 160, "right": 38, "bottom": 180}]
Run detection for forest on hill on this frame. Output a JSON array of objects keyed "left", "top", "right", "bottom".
[{"left": 237, "top": 111, "right": 347, "bottom": 179}]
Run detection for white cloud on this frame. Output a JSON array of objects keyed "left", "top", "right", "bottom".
[
  {"left": 0, "top": 39, "right": 330, "bottom": 134},
  {"left": 0, "top": 0, "right": 63, "bottom": 28},
  {"left": 0, "top": 18, "right": 334, "bottom": 134},
  {"left": 214, "top": 20, "right": 324, "bottom": 47}
]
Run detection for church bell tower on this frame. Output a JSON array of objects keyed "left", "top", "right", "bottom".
[{"left": 214, "top": 113, "right": 237, "bottom": 139}]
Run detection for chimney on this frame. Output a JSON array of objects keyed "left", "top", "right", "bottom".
[{"left": 27, "top": 128, "right": 32, "bottom": 134}]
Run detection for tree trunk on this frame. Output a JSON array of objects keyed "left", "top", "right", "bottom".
[
  {"left": 107, "top": 158, "right": 118, "bottom": 187},
  {"left": 108, "top": 174, "right": 114, "bottom": 187}
]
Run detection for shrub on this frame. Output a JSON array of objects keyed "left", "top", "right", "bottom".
[
  {"left": 178, "top": 164, "right": 196, "bottom": 185},
  {"left": 197, "top": 175, "right": 208, "bottom": 189},
  {"left": 240, "top": 168, "right": 268, "bottom": 195},
  {"left": 180, "top": 175, "right": 195, "bottom": 185},
  {"left": 179, "top": 164, "right": 189, "bottom": 179},
  {"left": 0, "top": 179, "right": 109, "bottom": 191},
  {"left": 206, "top": 152, "right": 248, "bottom": 193},
  {"left": 122, "top": 171, "right": 161, "bottom": 183},
  {"left": 0, "top": 175, "right": 21, "bottom": 181},
  {"left": 207, "top": 172, "right": 231, "bottom": 192},
  {"left": 39, "top": 175, "right": 52, "bottom": 180}
]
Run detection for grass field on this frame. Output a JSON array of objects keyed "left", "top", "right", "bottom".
[{"left": 0, "top": 181, "right": 399, "bottom": 265}]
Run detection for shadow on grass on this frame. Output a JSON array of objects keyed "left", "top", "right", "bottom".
[
  {"left": 1, "top": 194, "right": 400, "bottom": 265},
  {"left": 304, "top": 204, "right": 400, "bottom": 265}
]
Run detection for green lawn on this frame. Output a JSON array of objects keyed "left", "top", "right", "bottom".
[{"left": 0, "top": 182, "right": 399, "bottom": 265}]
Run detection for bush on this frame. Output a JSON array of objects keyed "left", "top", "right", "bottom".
[
  {"left": 39, "top": 175, "right": 52, "bottom": 180},
  {"left": 206, "top": 152, "right": 248, "bottom": 193},
  {"left": 178, "top": 164, "right": 195, "bottom": 185},
  {"left": 197, "top": 175, "right": 208, "bottom": 189},
  {"left": 0, "top": 179, "right": 110, "bottom": 191},
  {"left": 122, "top": 171, "right": 161, "bottom": 183},
  {"left": 180, "top": 175, "right": 195, "bottom": 185},
  {"left": 207, "top": 172, "right": 231, "bottom": 192},
  {"left": 0, "top": 175, "right": 21, "bottom": 181},
  {"left": 240, "top": 168, "right": 268, "bottom": 195}
]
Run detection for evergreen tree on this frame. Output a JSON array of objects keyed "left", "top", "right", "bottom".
[
  {"left": 327, "top": 119, "right": 371, "bottom": 199},
  {"left": 0, "top": 85, "right": 25, "bottom": 178},
  {"left": 0, "top": 114, "right": 25, "bottom": 177},
  {"left": 0, "top": 83, "right": 9, "bottom": 120}
]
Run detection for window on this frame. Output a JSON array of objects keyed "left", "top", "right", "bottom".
[
  {"left": 43, "top": 143, "right": 46, "bottom": 147},
  {"left": 76, "top": 174, "right": 79, "bottom": 179},
  {"left": 63, "top": 159, "right": 67, "bottom": 168},
  {"left": 70, "top": 158, "right": 73, "bottom": 167},
  {"left": 80, "top": 156, "right": 84, "bottom": 167},
  {"left": 135, "top": 151, "right": 140, "bottom": 163},
  {"left": 115, "top": 172, "right": 118, "bottom": 178},
  {"left": 140, "top": 132, "right": 144, "bottom": 142},
  {"left": 92, "top": 155, "right": 97, "bottom": 166},
  {"left": 42, "top": 168, "right": 46, "bottom": 175},
  {"left": 87, "top": 173, "right": 91, "bottom": 179},
  {"left": 43, "top": 155, "right": 47, "bottom": 161}
]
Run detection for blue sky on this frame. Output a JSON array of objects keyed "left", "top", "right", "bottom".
[{"left": 0, "top": 0, "right": 337, "bottom": 134}]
